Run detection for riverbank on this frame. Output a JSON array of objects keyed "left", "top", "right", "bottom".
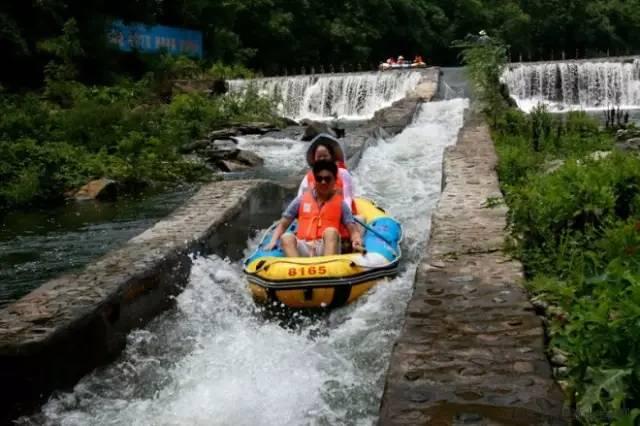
[{"left": 491, "top": 106, "right": 640, "bottom": 424}]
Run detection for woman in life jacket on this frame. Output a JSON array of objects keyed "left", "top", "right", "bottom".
[
  {"left": 297, "top": 133, "right": 355, "bottom": 213},
  {"left": 264, "top": 160, "right": 363, "bottom": 257}
]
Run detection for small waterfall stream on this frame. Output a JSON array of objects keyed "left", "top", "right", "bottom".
[
  {"left": 502, "top": 59, "right": 640, "bottom": 112},
  {"left": 229, "top": 72, "right": 423, "bottom": 120}
]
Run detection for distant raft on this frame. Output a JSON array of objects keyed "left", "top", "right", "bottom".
[
  {"left": 243, "top": 198, "right": 402, "bottom": 309},
  {"left": 379, "top": 62, "right": 427, "bottom": 71}
]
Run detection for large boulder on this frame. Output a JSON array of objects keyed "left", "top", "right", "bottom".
[
  {"left": 217, "top": 160, "right": 251, "bottom": 172},
  {"left": 280, "top": 117, "right": 300, "bottom": 126},
  {"left": 234, "top": 122, "right": 277, "bottom": 135},
  {"left": 179, "top": 139, "right": 210, "bottom": 154},
  {"left": 264, "top": 126, "right": 305, "bottom": 140},
  {"left": 302, "top": 120, "right": 336, "bottom": 141},
  {"left": 235, "top": 149, "right": 264, "bottom": 167},
  {"left": 615, "top": 137, "right": 640, "bottom": 152},
  {"left": 208, "top": 123, "right": 279, "bottom": 141},
  {"left": 74, "top": 178, "right": 118, "bottom": 201},
  {"left": 202, "top": 140, "right": 239, "bottom": 161},
  {"left": 616, "top": 129, "right": 640, "bottom": 142},
  {"left": 208, "top": 128, "right": 239, "bottom": 140}
]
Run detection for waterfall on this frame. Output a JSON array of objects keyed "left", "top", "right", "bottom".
[
  {"left": 501, "top": 59, "right": 640, "bottom": 112},
  {"left": 228, "top": 72, "right": 423, "bottom": 120}
]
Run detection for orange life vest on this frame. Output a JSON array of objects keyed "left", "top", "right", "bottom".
[
  {"left": 297, "top": 190, "right": 344, "bottom": 241},
  {"left": 306, "top": 169, "right": 357, "bottom": 214}
]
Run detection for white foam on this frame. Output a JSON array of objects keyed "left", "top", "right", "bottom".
[
  {"left": 229, "top": 72, "right": 423, "bottom": 120},
  {"left": 502, "top": 60, "right": 640, "bottom": 112}
]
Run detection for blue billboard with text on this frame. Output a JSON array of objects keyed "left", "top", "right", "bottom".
[{"left": 109, "top": 21, "right": 203, "bottom": 58}]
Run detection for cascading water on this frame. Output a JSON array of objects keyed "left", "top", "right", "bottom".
[
  {"left": 228, "top": 72, "right": 423, "bottom": 120},
  {"left": 25, "top": 99, "right": 469, "bottom": 426},
  {"left": 502, "top": 59, "right": 640, "bottom": 112}
]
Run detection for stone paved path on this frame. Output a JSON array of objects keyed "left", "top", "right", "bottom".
[{"left": 378, "top": 115, "right": 569, "bottom": 425}]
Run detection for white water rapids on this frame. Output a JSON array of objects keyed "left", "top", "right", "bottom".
[
  {"left": 502, "top": 59, "right": 640, "bottom": 112},
  {"left": 228, "top": 72, "right": 423, "bottom": 120},
  {"left": 26, "top": 99, "right": 468, "bottom": 426}
]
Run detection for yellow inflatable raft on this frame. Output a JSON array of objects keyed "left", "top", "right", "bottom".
[{"left": 243, "top": 198, "right": 402, "bottom": 308}]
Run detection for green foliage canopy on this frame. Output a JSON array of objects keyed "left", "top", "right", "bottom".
[{"left": 3, "top": 0, "right": 640, "bottom": 87}]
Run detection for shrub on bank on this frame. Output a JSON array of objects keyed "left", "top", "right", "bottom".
[
  {"left": 0, "top": 81, "right": 278, "bottom": 209},
  {"left": 493, "top": 109, "right": 640, "bottom": 423}
]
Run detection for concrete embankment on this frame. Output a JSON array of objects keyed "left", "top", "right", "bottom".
[
  {"left": 0, "top": 180, "right": 289, "bottom": 422},
  {"left": 378, "top": 113, "right": 568, "bottom": 425}
]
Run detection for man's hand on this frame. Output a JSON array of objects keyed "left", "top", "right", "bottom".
[
  {"left": 264, "top": 238, "right": 278, "bottom": 251},
  {"left": 351, "top": 234, "right": 364, "bottom": 252}
]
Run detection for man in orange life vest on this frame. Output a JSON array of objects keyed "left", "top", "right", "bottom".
[{"left": 265, "top": 160, "right": 363, "bottom": 257}]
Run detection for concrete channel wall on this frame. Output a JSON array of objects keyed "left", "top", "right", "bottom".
[
  {"left": 378, "top": 113, "right": 568, "bottom": 425},
  {"left": 0, "top": 180, "right": 290, "bottom": 422}
]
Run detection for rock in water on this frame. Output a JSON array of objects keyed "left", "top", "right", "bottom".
[
  {"left": 302, "top": 121, "right": 336, "bottom": 141},
  {"left": 208, "top": 128, "right": 240, "bottom": 140},
  {"left": 616, "top": 137, "right": 640, "bottom": 152},
  {"left": 235, "top": 150, "right": 264, "bottom": 167},
  {"left": 74, "top": 178, "right": 118, "bottom": 201},
  {"left": 202, "top": 140, "right": 240, "bottom": 161},
  {"left": 217, "top": 160, "right": 251, "bottom": 172}
]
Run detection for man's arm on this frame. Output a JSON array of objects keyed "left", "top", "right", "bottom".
[
  {"left": 263, "top": 196, "right": 300, "bottom": 250},
  {"left": 264, "top": 216, "right": 294, "bottom": 250},
  {"left": 346, "top": 222, "right": 363, "bottom": 252},
  {"left": 341, "top": 201, "right": 363, "bottom": 251}
]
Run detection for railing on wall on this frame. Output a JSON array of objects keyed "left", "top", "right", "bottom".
[
  {"left": 255, "top": 51, "right": 640, "bottom": 77},
  {"left": 508, "top": 48, "right": 640, "bottom": 64},
  {"left": 259, "top": 63, "right": 384, "bottom": 77}
]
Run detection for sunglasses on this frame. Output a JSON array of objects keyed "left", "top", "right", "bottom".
[{"left": 314, "top": 175, "right": 334, "bottom": 183}]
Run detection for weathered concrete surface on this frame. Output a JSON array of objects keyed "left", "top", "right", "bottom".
[
  {"left": 0, "top": 180, "right": 289, "bottom": 423},
  {"left": 371, "top": 68, "right": 438, "bottom": 136},
  {"left": 378, "top": 114, "right": 568, "bottom": 425},
  {"left": 341, "top": 67, "right": 440, "bottom": 167}
]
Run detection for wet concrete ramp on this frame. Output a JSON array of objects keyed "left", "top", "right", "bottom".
[{"left": 378, "top": 114, "right": 568, "bottom": 425}]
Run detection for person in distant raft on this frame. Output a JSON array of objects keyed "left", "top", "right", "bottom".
[{"left": 265, "top": 160, "right": 363, "bottom": 257}]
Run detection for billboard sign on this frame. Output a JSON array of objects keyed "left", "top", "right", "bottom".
[{"left": 109, "top": 21, "right": 203, "bottom": 58}]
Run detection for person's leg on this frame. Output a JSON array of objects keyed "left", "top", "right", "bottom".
[
  {"left": 322, "top": 227, "right": 340, "bottom": 255},
  {"left": 281, "top": 233, "right": 300, "bottom": 257}
]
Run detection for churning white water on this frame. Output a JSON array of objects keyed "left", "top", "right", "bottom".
[
  {"left": 30, "top": 99, "right": 468, "bottom": 426},
  {"left": 233, "top": 135, "right": 308, "bottom": 179},
  {"left": 502, "top": 59, "right": 640, "bottom": 112},
  {"left": 229, "top": 72, "right": 423, "bottom": 120}
]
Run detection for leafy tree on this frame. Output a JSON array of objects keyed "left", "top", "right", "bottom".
[{"left": 453, "top": 33, "right": 509, "bottom": 125}]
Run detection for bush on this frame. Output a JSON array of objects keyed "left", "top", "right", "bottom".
[
  {"left": 0, "top": 73, "right": 279, "bottom": 208},
  {"left": 207, "top": 62, "right": 256, "bottom": 79},
  {"left": 494, "top": 103, "right": 640, "bottom": 422}
]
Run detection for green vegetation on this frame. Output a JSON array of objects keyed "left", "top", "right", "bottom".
[
  {"left": 3, "top": 0, "right": 640, "bottom": 86},
  {"left": 0, "top": 20, "right": 279, "bottom": 209},
  {"left": 461, "top": 40, "right": 640, "bottom": 424},
  {"left": 0, "top": 81, "right": 278, "bottom": 208}
]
